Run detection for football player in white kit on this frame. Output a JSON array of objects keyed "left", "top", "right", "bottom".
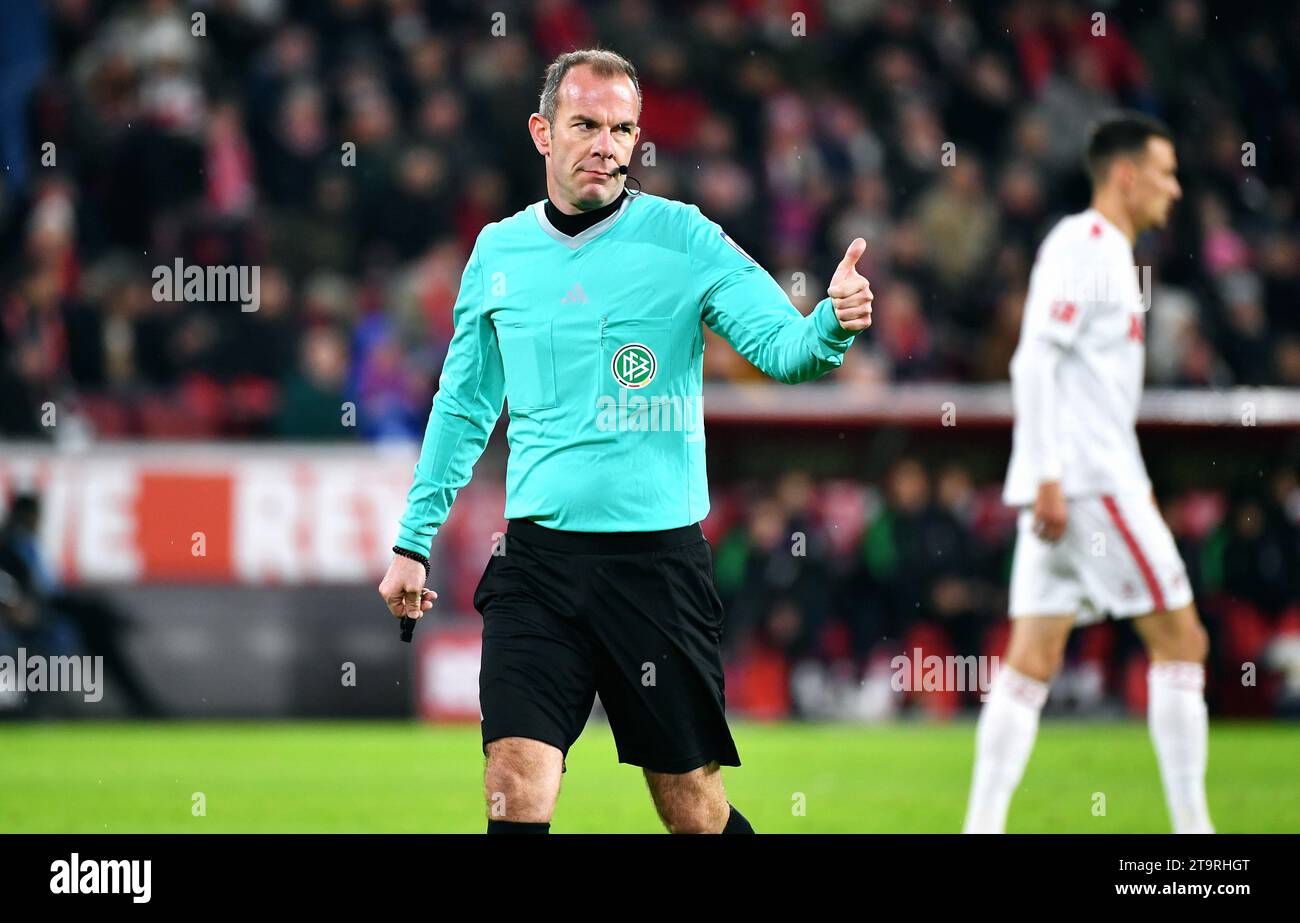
[{"left": 963, "top": 113, "right": 1214, "bottom": 834}]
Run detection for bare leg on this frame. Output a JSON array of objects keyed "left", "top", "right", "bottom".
[
  {"left": 643, "top": 761, "right": 732, "bottom": 834},
  {"left": 484, "top": 737, "right": 564, "bottom": 826}
]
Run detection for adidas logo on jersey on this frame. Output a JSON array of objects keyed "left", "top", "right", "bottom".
[{"left": 561, "top": 283, "right": 588, "bottom": 304}]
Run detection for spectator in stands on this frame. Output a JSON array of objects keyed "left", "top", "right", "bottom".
[{"left": 277, "top": 325, "right": 355, "bottom": 440}]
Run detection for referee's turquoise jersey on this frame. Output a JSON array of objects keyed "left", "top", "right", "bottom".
[{"left": 394, "top": 192, "right": 857, "bottom": 555}]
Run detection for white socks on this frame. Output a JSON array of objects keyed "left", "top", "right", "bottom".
[
  {"left": 962, "top": 666, "right": 1049, "bottom": 834},
  {"left": 963, "top": 660, "right": 1215, "bottom": 833},
  {"left": 1148, "top": 661, "right": 1214, "bottom": 834}
]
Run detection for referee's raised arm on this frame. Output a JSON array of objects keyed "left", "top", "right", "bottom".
[
  {"left": 378, "top": 240, "right": 505, "bottom": 622},
  {"left": 696, "top": 216, "right": 873, "bottom": 384}
]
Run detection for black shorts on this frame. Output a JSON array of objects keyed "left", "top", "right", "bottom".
[{"left": 472, "top": 518, "right": 741, "bottom": 774}]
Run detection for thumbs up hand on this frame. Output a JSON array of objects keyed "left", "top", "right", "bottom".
[{"left": 828, "top": 237, "right": 873, "bottom": 333}]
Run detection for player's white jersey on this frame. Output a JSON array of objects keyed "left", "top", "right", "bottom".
[{"left": 1003, "top": 208, "right": 1152, "bottom": 506}]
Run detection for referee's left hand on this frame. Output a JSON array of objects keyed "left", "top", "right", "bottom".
[{"left": 828, "top": 237, "right": 873, "bottom": 333}]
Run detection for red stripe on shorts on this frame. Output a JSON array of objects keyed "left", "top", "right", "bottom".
[{"left": 1101, "top": 494, "right": 1167, "bottom": 612}]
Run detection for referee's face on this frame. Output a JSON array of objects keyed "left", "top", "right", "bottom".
[{"left": 532, "top": 65, "right": 640, "bottom": 213}]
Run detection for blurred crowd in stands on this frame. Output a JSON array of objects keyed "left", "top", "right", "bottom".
[{"left": 2, "top": 0, "right": 1300, "bottom": 440}]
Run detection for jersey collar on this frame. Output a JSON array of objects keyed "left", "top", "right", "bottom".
[{"left": 532, "top": 193, "right": 635, "bottom": 250}]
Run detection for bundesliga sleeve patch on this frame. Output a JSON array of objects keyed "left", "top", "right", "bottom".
[
  {"left": 719, "top": 229, "right": 758, "bottom": 265},
  {"left": 1049, "top": 300, "right": 1077, "bottom": 324}
]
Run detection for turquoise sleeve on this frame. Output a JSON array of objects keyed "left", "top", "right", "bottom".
[
  {"left": 394, "top": 245, "right": 506, "bottom": 555},
  {"left": 692, "top": 208, "right": 856, "bottom": 384}
]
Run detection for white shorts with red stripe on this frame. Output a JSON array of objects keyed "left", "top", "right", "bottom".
[{"left": 1009, "top": 492, "right": 1193, "bottom": 623}]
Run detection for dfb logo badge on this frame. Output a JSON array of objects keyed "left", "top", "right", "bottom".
[{"left": 612, "top": 342, "right": 657, "bottom": 389}]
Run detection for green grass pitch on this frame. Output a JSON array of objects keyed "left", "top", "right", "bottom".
[{"left": 2, "top": 721, "right": 1296, "bottom": 833}]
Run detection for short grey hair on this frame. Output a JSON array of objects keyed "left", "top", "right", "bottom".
[{"left": 538, "top": 48, "right": 641, "bottom": 125}]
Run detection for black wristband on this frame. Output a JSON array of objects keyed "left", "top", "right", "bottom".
[{"left": 391, "top": 546, "right": 430, "bottom": 576}]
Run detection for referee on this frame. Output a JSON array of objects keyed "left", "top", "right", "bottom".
[{"left": 378, "top": 48, "right": 874, "bottom": 834}]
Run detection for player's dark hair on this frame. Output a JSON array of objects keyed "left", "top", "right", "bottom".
[
  {"left": 539, "top": 48, "right": 641, "bottom": 125},
  {"left": 1085, "top": 112, "right": 1174, "bottom": 185}
]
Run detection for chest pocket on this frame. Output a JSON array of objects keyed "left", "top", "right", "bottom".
[
  {"left": 601, "top": 316, "right": 674, "bottom": 392},
  {"left": 497, "top": 320, "right": 557, "bottom": 415}
]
